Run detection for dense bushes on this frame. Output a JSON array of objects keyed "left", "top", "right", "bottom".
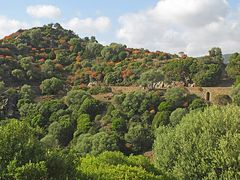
[
  {"left": 78, "top": 151, "right": 163, "bottom": 180},
  {"left": 40, "top": 77, "right": 64, "bottom": 95},
  {"left": 154, "top": 105, "right": 240, "bottom": 179},
  {"left": 0, "top": 24, "right": 239, "bottom": 179}
]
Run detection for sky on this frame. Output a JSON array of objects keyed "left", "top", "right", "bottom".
[{"left": 0, "top": 0, "right": 239, "bottom": 56}]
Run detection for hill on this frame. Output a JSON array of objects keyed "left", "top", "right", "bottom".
[{"left": 0, "top": 24, "right": 240, "bottom": 179}]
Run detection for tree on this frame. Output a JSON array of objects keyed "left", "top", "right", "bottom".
[
  {"left": 139, "top": 69, "right": 164, "bottom": 89},
  {"left": 112, "top": 118, "right": 126, "bottom": 133},
  {"left": 91, "top": 132, "right": 119, "bottom": 155},
  {"left": 11, "top": 69, "right": 26, "bottom": 81},
  {"left": 19, "top": 84, "right": 35, "bottom": 101},
  {"left": 113, "top": 91, "right": 162, "bottom": 118},
  {"left": 75, "top": 114, "right": 91, "bottom": 136},
  {"left": 164, "top": 88, "right": 187, "bottom": 108},
  {"left": 162, "top": 58, "right": 196, "bottom": 84},
  {"left": 104, "top": 71, "right": 123, "bottom": 85},
  {"left": 118, "top": 51, "right": 128, "bottom": 60},
  {"left": 64, "top": 89, "right": 89, "bottom": 111},
  {"left": 41, "top": 59, "right": 55, "bottom": 78},
  {"left": 152, "top": 111, "right": 171, "bottom": 129},
  {"left": 169, "top": 108, "right": 188, "bottom": 127},
  {"left": 0, "top": 120, "right": 45, "bottom": 178},
  {"left": 189, "top": 98, "right": 207, "bottom": 110},
  {"left": 0, "top": 81, "right": 5, "bottom": 92},
  {"left": 154, "top": 105, "right": 240, "bottom": 179},
  {"left": 9, "top": 161, "right": 47, "bottom": 180},
  {"left": 40, "top": 77, "right": 63, "bottom": 95},
  {"left": 78, "top": 98, "right": 101, "bottom": 118},
  {"left": 77, "top": 151, "right": 162, "bottom": 180},
  {"left": 48, "top": 116, "right": 74, "bottom": 147},
  {"left": 209, "top": 47, "right": 223, "bottom": 59},
  {"left": 231, "top": 85, "right": 240, "bottom": 106},
  {"left": 124, "top": 123, "right": 153, "bottom": 154},
  {"left": 226, "top": 53, "right": 240, "bottom": 79},
  {"left": 19, "top": 57, "right": 33, "bottom": 71},
  {"left": 73, "top": 133, "right": 93, "bottom": 156}
]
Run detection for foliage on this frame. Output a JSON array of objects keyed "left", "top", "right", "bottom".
[
  {"left": 154, "top": 105, "right": 240, "bottom": 179},
  {"left": 40, "top": 77, "right": 63, "bottom": 95},
  {"left": 226, "top": 53, "right": 240, "bottom": 79},
  {"left": 0, "top": 120, "right": 45, "bottom": 178},
  {"left": 231, "top": 85, "right": 240, "bottom": 105},
  {"left": 78, "top": 151, "right": 163, "bottom": 180},
  {"left": 169, "top": 108, "right": 188, "bottom": 127},
  {"left": 214, "top": 95, "right": 232, "bottom": 105},
  {"left": 124, "top": 123, "right": 153, "bottom": 153}
]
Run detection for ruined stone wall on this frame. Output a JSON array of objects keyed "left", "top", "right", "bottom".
[{"left": 186, "top": 87, "right": 232, "bottom": 102}]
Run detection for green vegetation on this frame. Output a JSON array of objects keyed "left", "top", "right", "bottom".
[
  {"left": 0, "top": 24, "right": 239, "bottom": 179},
  {"left": 154, "top": 105, "right": 240, "bottom": 179}
]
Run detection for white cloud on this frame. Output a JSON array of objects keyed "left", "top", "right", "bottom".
[
  {"left": 26, "top": 5, "right": 61, "bottom": 19},
  {"left": 0, "top": 16, "right": 28, "bottom": 37},
  {"left": 64, "top": 16, "right": 111, "bottom": 37},
  {"left": 117, "top": 0, "right": 240, "bottom": 56}
]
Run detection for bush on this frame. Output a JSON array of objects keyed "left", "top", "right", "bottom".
[
  {"left": 19, "top": 84, "right": 35, "bottom": 101},
  {"left": 231, "top": 85, "right": 240, "bottom": 106},
  {"left": 0, "top": 81, "right": 5, "bottom": 92},
  {"left": 169, "top": 108, "right": 188, "bottom": 127},
  {"left": 40, "top": 77, "right": 63, "bottom": 95},
  {"left": 189, "top": 98, "right": 207, "bottom": 110},
  {"left": 154, "top": 105, "right": 240, "bottom": 179},
  {"left": 88, "top": 86, "right": 112, "bottom": 95},
  {"left": 124, "top": 123, "right": 153, "bottom": 154},
  {"left": 78, "top": 151, "right": 163, "bottom": 180},
  {"left": 214, "top": 95, "right": 232, "bottom": 105},
  {"left": 152, "top": 111, "right": 171, "bottom": 129},
  {"left": 164, "top": 88, "right": 187, "bottom": 108},
  {"left": 76, "top": 114, "right": 91, "bottom": 136}
]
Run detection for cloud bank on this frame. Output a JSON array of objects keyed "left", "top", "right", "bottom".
[
  {"left": 117, "top": 0, "right": 240, "bottom": 56},
  {"left": 0, "top": 16, "right": 28, "bottom": 37},
  {"left": 26, "top": 5, "right": 61, "bottom": 19},
  {"left": 64, "top": 16, "right": 111, "bottom": 37}
]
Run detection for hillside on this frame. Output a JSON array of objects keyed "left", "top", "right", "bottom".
[{"left": 0, "top": 24, "right": 240, "bottom": 179}]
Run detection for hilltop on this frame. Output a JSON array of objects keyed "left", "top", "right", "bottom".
[{"left": 0, "top": 23, "right": 233, "bottom": 90}]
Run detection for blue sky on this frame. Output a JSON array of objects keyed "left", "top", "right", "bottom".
[{"left": 0, "top": 0, "right": 239, "bottom": 56}]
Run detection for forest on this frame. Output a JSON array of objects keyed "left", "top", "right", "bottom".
[{"left": 0, "top": 23, "right": 240, "bottom": 179}]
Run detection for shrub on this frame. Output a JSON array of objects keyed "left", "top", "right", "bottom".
[{"left": 40, "top": 77, "right": 63, "bottom": 95}]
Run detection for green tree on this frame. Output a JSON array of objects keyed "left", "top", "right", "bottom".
[
  {"left": 40, "top": 77, "right": 63, "bottom": 95},
  {"left": 11, "top": 69, "right": 26, "bottom": 81},
  {"left": 189, "top": 98, "right": 207, "bottom": 110},
  {"left": 48, "top": 116, "right": 74, "bottom": 146},
  {"left": 152, "top": 111, "right": 171, "bottom": 129},
  {"left": 124, "top": 123, "right": 153, "bottom": 154},
  {"left": 19, "top": 84, "right": 35, "bottom": 101},
  {"left": 0, "top": 120, "right": 45, "bottom": 178},
  {"left": 9, "top": 161, "right": 47, "bottom": 180},
  {"left": 169, "top": 108, "right": 188, "bottom": 127},
  {"left": 65, "top": 89, "right": 89, "bottom": 111},
  {"left": 139, "top": 69, "right": 164, "bottom": 89},
  {"left": 0, "top": 81, "right": 5, "bottom": 92},
  {"left": 154, "top": 105, "right": 240, "bottom": 179},
  {"left": 231, "top": 85, "right": 240, "bottom": 105},
  {"left": 164, "top": 88, "right": 187, "bottom": 108},
  {"left": 78, "top": 151, "right": 163, "bottom": 180},
  {"left": 112, "top": 118, "right": 126, "bottom": 133},
  {"left": 226, "top": 53, "right": 240, "bottom": 79},
  {"left": 91, "top": 132, "right": 119, "bottom": 155},
  {"left": 75, "top": 114, "right": 91, "bottom": 136}
]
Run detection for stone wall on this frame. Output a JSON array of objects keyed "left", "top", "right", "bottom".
[{"left": 185, "top": 87, "right": 232, "bottom": 102}]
